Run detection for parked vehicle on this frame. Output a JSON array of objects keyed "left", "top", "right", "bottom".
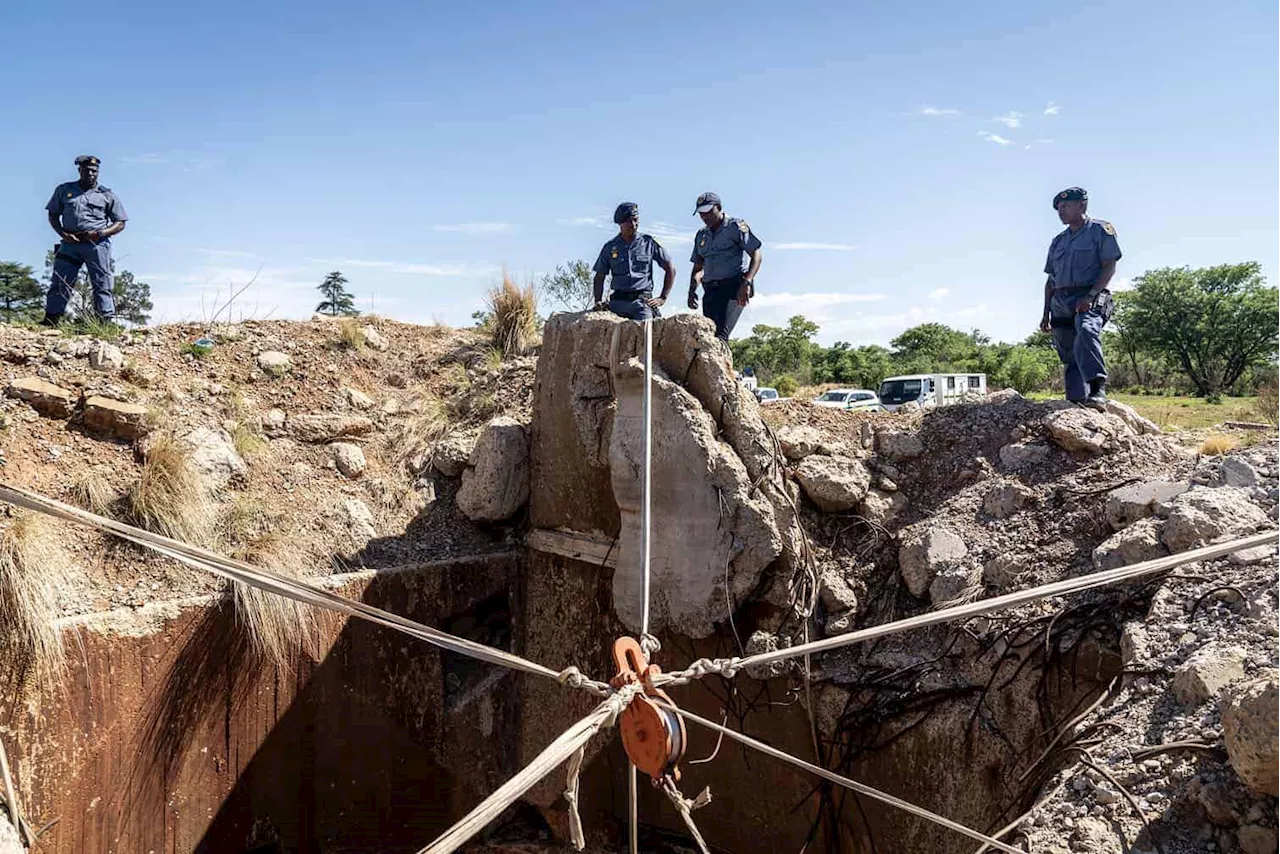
[
  {"left": 738, "top": 367, "right": 759, "bottom": 392},
  {"left": 878, "top": 373, "right": 987, "bottom": 412},
  {"left": 755, "top": 387, "right": 782, "bottom": 404},
  {"left": 811, "top": 388, "right": 882, "bottom": 411}
]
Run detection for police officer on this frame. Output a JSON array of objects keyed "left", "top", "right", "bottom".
[
  {"left": 43, "top": 155, "right": 128, "bottom": 326},
  {"left": 1040, "top": 187, "right": 1120, "bottom": 410},
  {"left": 592, "top": 202, "right": 675, "bottom": 321},
  {"left": 687, "top": 192, "right": 762, "bottom": 341}
]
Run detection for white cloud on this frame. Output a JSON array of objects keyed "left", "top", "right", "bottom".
[
  {"left": 928, "top": 288, "right": 949, "bottom": 300},
  {"left": 558, "top": 216, "right": 609, "bottom": 228},
  {"left": 1044, "top": 102, "right": 1061, "bottom": 116},
  {"left": 919, "top": 106, "right": 961, "bottom": 117},
  {"left": 645, "top": 221, "right": 694, "bottom": 245},
  {"left": 752, "top": 291, "right": 886, "bottom": 310},
  {"left": 316, "top": 258, "right": 499, "bottom": 277},
  {"left": 1035, "top": 138, "right": 1055, "bottom": 144},
  {"left": 993, "top": 111, "right": 1023, "bottom": 129},
  {"left": 433, "top": 222, "right": 513, "bottom": 234},
  {"left": 147, "top": 264, "right": 320, "bottom": 324},
  {"left": 773, "top": 242, "right": 858, "bottom": 251},
  {"left": 978, "top": 131, "right": 1013, "bottom": 146}
]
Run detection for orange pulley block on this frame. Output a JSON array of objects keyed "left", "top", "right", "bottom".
[{"left": 610, "top": 636, "right": 688, "bottom": 783}]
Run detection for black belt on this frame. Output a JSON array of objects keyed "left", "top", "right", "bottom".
[
  {"left": 704, "top": 273, "right": 743, "bottom": 287},
  {"left": 610, "top": 291, "right": 651, "bottom": 301}
]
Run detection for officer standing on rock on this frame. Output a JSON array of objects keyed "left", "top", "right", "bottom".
[
  {"left": 1040, "top": 187, "right": 1120, "bottom": 410},
  {"left": 43, "top": 155, "right": 128, "bottom": 326},
  {"left": 688, "top": 192, "right": 762, "bottom": 341},
  {"left": 592, "top": 202, "right": 675, "bottom": 321}
]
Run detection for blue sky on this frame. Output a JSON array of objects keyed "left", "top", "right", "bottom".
[{"left": 1, "top": 0, "right": 1275, "bottom": 344}]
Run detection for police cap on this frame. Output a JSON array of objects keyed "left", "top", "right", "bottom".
[
  {"left": 694, "top": 191, "right": 721, "bottom": 214},
  {"left": 1053, "top": 186, "right": 1087, "bottom": 209},
  {"left": 74, "top": 155, "right": 100, "bottom": 166},
  {"left": 613, "top": 202, "right": 638, "bottom": 224}
]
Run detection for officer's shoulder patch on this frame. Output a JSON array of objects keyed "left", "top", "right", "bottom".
[
  {"left": 1101, "top": 221, "right": 1116, "bottom": 236},
  {"left": 737, "top": 219, "right": 750, "bottom": 233}
]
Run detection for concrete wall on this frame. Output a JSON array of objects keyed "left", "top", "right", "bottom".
[{"left": 5, "top": 554, "right": 520, "bottom": 854}]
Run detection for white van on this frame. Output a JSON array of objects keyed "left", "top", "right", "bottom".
[{"left": 878, "top": 373, "right": 987, "bottom": 412}]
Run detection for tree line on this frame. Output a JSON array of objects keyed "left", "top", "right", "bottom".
[
  {"left": 0, "top": 252, "right": 154, "bottom": 325},
  {"left": 730, "top": 262, "right": 1277, "bottom": 400}
]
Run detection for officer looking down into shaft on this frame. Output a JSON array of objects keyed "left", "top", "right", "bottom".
[
  {"left": 687, "top": 192, "right": 762, "bottom": 342},
  {"left": 1040, "top": 186, "right": 1120, "bottom": 411},
  {"left": 592, "top": 202, "right": 675, "bottom": 321},
  {"left": 43, "top": 155, "right": 128, "bottom": 326}
]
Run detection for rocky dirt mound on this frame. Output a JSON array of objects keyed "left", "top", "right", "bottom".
[{"left": 0, "top": 318, "right": 535, "bottom": 617}]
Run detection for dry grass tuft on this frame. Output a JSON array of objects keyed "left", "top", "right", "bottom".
[
  {"left": 229, "top": 421, "right": 266, "bottom": 459},
  {"left": 71, "top": 467, "right": 118, "bottom": 516},
  {"left": 1198, "top": 434, "right": 1238, "bottom": 456},
  {"left": 388, "top": 394, "right": 450, "bottom": 473},
  {"left": 127, "top": 434, "right": 211, "bottom": 544},
  {"left": 0, "top": 514, "right": 71, "bottom": 690},
  {"left": 485, "top": 274, "right": 539, "bottom": 357},
  {"left": 337, "top": 318, "right": 365, "bottom": 351},
  {"left": 1256, "top": 380, "right": 1278, "bottom": 426}
]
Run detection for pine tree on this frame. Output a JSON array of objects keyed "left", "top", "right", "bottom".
[
  {"left": 0, "top": 262, "right": 44, "bottom": 323},
  {"left": 315, "top": 271, "right": 359, "bottom": 317}
]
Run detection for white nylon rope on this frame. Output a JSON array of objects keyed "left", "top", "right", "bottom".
[{"left": 657, "top": 529, "right": 1279, "bottom": 683}]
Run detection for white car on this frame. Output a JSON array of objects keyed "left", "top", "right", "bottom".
[
  {"left": 811, "top": 389, "right": 882, "bottom": 411},
  {"left": 755, "top": 387, "right": 783, "bottom": 404}
]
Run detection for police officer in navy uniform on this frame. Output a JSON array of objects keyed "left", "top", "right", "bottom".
[
  {"left": 687, "top": 192, "right": 762, "bottom": 341},
  {"left": 1040, "top": 187, "right": 1120, "bottom": 410},
  {"left": 43, "top": 155, "right": 128, "bottom": 325},
  {"left": 592, "top": 202, "right": 675, "bottom": 321}
]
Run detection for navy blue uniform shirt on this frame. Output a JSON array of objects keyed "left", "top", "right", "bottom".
[
  {"left": 691, "top": 216, "right": 762, "bottom": 281},
  {"left": 1044, "top": 218, "right": 1121, "bottom": 291},
  {"left": 46, "top": 182, "right": 128, "bottom": 234},
  {"left": 593, "top": 233, "right": 671, "bottom": 297}
]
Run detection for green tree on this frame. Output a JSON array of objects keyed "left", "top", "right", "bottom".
[
  {"left": 890, "top": 323, "right": 981, "bottom": 371},
  {"left": 0, "top": 262, "right": 43, "bottom": 323},
  {"left": 538, "top": 260, "right": 594, "bottom": 312},
  {"left": 731, "top": 315, "right": 820, "bottom": 382},
  {"left": 1118, "top": 263, "right": 1278, "bottom": 397},
  {"left": 316, "top": 271, "right": 358, "bottom": 317}
]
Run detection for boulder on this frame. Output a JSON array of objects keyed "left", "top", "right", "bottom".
[
  {"left": 6, "top": 377, "right": 75, "bottom": 418},
  {"left": 858, "top": 488, "right": 906, "bottom": 528},
  {"left": 982, "top": 481, "right": 1035, "bottom": 519},
  {"left": 1043, "top": 408, "right": 1133, "bottom": 454},
  {"left": 1173, "top": 644, "right": 1247, "bottom": 705},
  {"left": 263, "top": 408, "right": 287, "bottom": 435},
  {"left": 818, "top": 566, "right": 859, "bottom": 613},
  {"left": 88, "top": 341, "right": 125, "bottom": 372},
  {"left": 343, "top": 387, "right": 375, "bottom": 411},
  {"left": 340, "top": 498, "right": 377, "bottom": 544},
  {"left": 1222, "top": 675, "right": 1279, "bottom": 797},
  {"left": 1219, "top": 457, "right": 1260, "bottom": 488},
  {"left": 179, "top": 426, "right": 246, "bottom": 493},
  {"left": 898, "top": 527, "right": 967, "bottom": 598},
  {"left": 609, "top": 363, "right": 782, "bottom": 637},
  {"left": 331, "top": 442, "right": 367, "bottom": 478},
  {"left": 256, "top": 350, "right": 292, "bottom": 375},
  {"left": 775, "top": 424, "right": 824, "bottom": 461},
  {"left": 998, "top": 441, "right": 1051, "bottom": 470},
  {"left": 83, "top": 396, "right": 148, "bottom": 440},
  {"left": 1104, "top": 480, "right": 1189, "bottom": 531},
  {"left": 433, "top": 431, "right": 478, "bottom": 477},
  {"left": 457, "top": 416, "right": 530, "bottom": 522},
  {"left": 1103, "top": 399, "right": 1160, "bottom": 435},
  {"left": 742, "top": 630, "right": 790, "bottom": 681},
  {"left": 1161, "top": 487, "right": 1273, "bottom": 553},
  {"left": 929, "top": 563, "right": 981, "bottom": 607},
  {"left": 1092, "top": 517, "right": 1168, "bottom": 571},
  {"left": 794, "top": 455, "right": 871, "bottom": 512},
  {"left": 362, "top": 326, "right": 389, "bottom": 351},
  {"left": 876, "top": 430, "right": 923, "bottom": 461},
  {"left": 288, "top": 413, "right": 374, "bottom": 444},
  {"left": 987, "top": 388, "right": 1023, "bottom": 404}
]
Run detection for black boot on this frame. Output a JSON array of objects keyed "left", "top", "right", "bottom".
[
  {"left": 38, "top": 313, "right": 64, "bottom": 328},
  {"left": 1084, "top": 378, "right": 1108, "bottom": 411}
]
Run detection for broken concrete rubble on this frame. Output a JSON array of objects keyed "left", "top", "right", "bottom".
[
  {"left": 1043, "top": 407, "right": 1133, "bottom": 454},
  {"left": 1104, "top": 479, "right": 1188, "bottom": 531},
  {"left": 432, "top": 431, "right": 477, "bottom": 477},
  {"left": 457, "top": 416, "right": 530, "bottom": 522},
  {"left": 793, "top": 454, "right": 871, "bottom": 512},
  {"left": 1161, "top": 486, "right": 1273, "bottom": 552},
  {"left": 898, "top": 527, "right": 967, "bottom": 598},
  {"left": 1172, "top": 644, "right": 1247, "bottom": 705},
  {"left": 1222, "top": 675, "right": 1279, "bottom": 797}
]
